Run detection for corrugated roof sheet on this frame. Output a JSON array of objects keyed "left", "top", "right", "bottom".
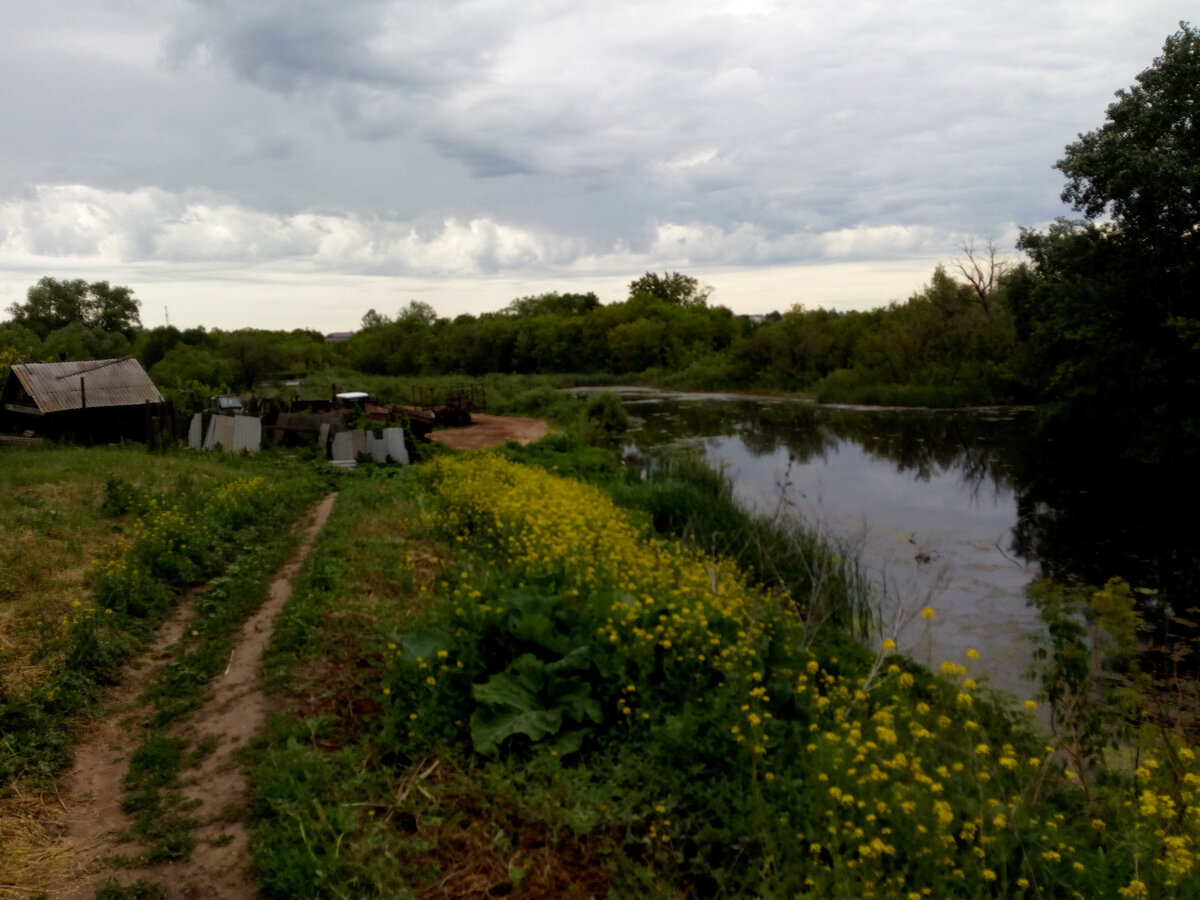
[{"left": 10, "top": 357, "right": 163, "bottom": 413}]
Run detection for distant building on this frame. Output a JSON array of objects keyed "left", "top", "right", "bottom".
[
  {"left": 1, "top": 357, "right": 168, "bottom": 443},
  {"left": 324, "top": 331, "right": 355, "bottom": 342}
]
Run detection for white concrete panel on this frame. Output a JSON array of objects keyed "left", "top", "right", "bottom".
[
  {"left": 188, "top": 414, "right": 204, "bottom": 450},
  {"left": 232, "top": 415, "right": 261, "bottom": 453}
]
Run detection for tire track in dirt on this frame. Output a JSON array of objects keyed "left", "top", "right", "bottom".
[{"left": 26, "top": 492, "right": 338, "bottom": 900}]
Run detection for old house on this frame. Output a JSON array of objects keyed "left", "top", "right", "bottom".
[{"left": 1, "top": 357, "right": 169, "bottom": 443}]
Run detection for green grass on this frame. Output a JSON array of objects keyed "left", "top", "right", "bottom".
[
  {"left": 0, "top": 444, "right": 331, "bottom": 896},
  {"left": 608, "top": 450, "right": 874, "bottom": 641}
]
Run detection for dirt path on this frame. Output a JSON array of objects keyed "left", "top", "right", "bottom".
[
  {"left": 426, "top": 413, "right": 548, "bottom": 451},
  {"left": 21, "top": 493, "right": 338, "bottom": 900}
]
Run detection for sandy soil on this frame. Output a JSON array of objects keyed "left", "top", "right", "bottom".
[
  {"left": 426, "top": 413, "right": 549, "bottom": 451},
  {"left": 16, "top": 493, "right": 338, "bottom": 900}
]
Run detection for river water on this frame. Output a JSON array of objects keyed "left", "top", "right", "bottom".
[{"left": 584, "top": 387, "right": 1197, "bottom": 703}]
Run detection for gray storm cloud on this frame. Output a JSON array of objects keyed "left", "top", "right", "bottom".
[{"left": 0, "top": 0, "right": 1192, "bottom": 326}]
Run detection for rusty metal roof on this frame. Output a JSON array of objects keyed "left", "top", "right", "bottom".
[{"left": 8, "top": 357, "right": 163, "bottom": 413}]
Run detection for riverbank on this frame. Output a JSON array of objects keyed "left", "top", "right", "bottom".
[{"left": 246, "top": 439, "right": 1199, "bottom": 899}]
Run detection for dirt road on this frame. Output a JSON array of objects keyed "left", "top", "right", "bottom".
[
  {"left": 426, "top": 413, "right": 548, "bottom": 451},
  {"left": 13, "top": 493, "right": 338, "bottom": 900}
]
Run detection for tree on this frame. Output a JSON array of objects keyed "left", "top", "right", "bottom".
[
  {"left": 221, "top": 332, "right": 285, "bottom": 390},
  {"left": 86, "top": 282, "right": 142, "bottom": 339},
  {"left": 42, "top": 321, "right": 131, "bottom": 361},
  {"left": 502, "top": 291, "right": 601, "bottom": 318},
  {"left": 360, "top": 308, "right": 390, "bottom": 330},
  {"left": 397, "top": 300, "right": 439, "bottom": 327},
  {"left": 628, "top": 272, "right": 712, "bottom": 307},
  {"left": 952, "top": 239, "right": 1007, "bottom": 312},
  {"left": 1056, "top": 23, "right": 1200, "bottom": 257},
  {"left": 138, "top": 325, "right": 182, "bottom": 370},
  {"left": 1015, "top": 23, "right": 1200, "bottom": 465},
  {"left": 6, "top": 277, "right": 142, "bottom": 340}
]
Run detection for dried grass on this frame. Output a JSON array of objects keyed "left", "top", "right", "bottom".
[{"left": 0, "top": 779, "right": 104, "bottom": 898}]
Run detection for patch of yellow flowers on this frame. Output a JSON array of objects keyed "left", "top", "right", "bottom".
[
  {"left": 424, "top": 454, "right": 767, "bottom": 660},
  {"left": 420, "top": 454, "right": 1200, "bottom": 899}
]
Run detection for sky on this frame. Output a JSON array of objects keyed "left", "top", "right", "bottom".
[{"left": 0, "top": 1, "right": 1192, "bottom": 333}]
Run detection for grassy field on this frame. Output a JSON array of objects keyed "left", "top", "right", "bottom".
[
  {"left": 0, "top": 447, "right": 306, "bottom": 703},
  {"left": 0, "top": 444, "right": 331, "bottom": 889},
  {"left": 5, "top": 437, "right": 1200, "bottom": 898}
]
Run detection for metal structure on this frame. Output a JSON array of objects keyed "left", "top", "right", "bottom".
[
  {"left": 410, "top": 383, "right": 486, "bottom": 426},
  {"left": 4, "top": 357, "right": 163, "bottom": 414},
  {"left": 0, "top": 357, "right": 173, "bottom": 445}
]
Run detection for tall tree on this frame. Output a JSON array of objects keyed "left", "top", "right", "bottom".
[
  {"left": 628, "top": 272, "right": 712, "bottom": 307},
  {"left": 6, "top": 277, "right": 143, "bottom": 340},
  {"left": 1056, "top": 23, "right": 1200, "bottom": 258},
  {"left": 1016, "top": 23, "right": 1200, "bottom": 464}
]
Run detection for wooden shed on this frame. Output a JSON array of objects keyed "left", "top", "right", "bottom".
[{"left": 1, "top": 357, "right": 171, "bottom": 444}]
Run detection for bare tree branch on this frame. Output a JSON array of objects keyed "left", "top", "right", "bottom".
[{"left": 953, "top": 238, "right": 1007, "bottom": 313}]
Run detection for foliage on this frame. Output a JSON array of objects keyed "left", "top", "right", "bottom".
[
  {"left": 94, "top": 878, "right": 169, "bottom": 900},
  {"left": 1014, "top": 23, "right": 1200, "bottom": 464},
  {"left": 39, "top": 320, "right": 132, "bottom": 363},
  {"left": 610, "top": 451, "right": 873, "bottom": 639},
  {"left": 1055, "top": 23, "right": 1200, "bottom": 251},
  {"left": 1027, "top": 578, "right": 1152, "bottom": 795},
  {"left": 5, "top": 277, "right": 142, "bottom": 340},
  {"left": 1, "top": 262, "right": 1034, "bottom": 409},
  {"left": 629, "top": 271, "right": 713, "bottom": 307},
  {"left": 0, "top": 337, "right": 38, "bottom": 385},
  {"left": 503, "top": 291, "right": 600, "bottom": 319},
  {"left": 582, "top": 390, "right": 628, "bottom": 440},
  {"left": 0, "top": 447, "right": 326, "bottom": 793}
]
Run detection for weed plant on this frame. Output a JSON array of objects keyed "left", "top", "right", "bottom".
[
  {"left": 610, "top": 451, "right": 874, "bottom": 641},
  {"left": 812, "top": 371, "right": 1001, "bottom": 408}
]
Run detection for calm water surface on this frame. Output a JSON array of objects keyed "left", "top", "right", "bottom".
[{"left": 586, "top": 387, "right": 1189, "bottom": 701}]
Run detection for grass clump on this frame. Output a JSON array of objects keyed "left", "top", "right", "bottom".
[{"left": 611, "top": 451, "right": 873, "bottom": 640}]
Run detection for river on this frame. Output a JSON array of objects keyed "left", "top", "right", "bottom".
[{"left": 580, "top": 386, "right": 1197, "bottom": 704}]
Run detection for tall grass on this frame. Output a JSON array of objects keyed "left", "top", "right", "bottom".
[{"left": 610, "top": 451, "right": 875, "bottom": 641}]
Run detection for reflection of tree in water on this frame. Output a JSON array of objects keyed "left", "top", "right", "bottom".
[
  {"left": 817, "top": 408, "right": 1027, "bottom": 497},
  {"left": 627, "top": 394, "right": 1197, "bottom": 634},
  {"left": 1012, "top": 453, "right": 1200, "bottom": 696},
  {"left": 629, "top": 398, "right": 1028, "bottom": 498},
  {"left": 1010, "top": 453, "right": 1200, "bottom": 635},
  {"left": 629, "top": 399, "right": 835, "bottom": 462}
]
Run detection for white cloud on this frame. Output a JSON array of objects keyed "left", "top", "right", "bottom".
[{"left": 0, "top": 0, "right": 1194, "bottom": 327}]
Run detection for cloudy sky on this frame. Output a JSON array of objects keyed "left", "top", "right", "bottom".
[{"left": 0, "top": 1, "right": 1191, "bottom": 331}]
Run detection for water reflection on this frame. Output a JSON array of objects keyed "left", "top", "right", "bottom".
[
  {"left": 588, "top": 387, "right": 1200, "bottom": 701},
  {"left": 587, "top": 388, "right": 1038, "bottom": 699}
]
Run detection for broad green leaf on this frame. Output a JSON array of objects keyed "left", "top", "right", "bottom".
[{"left": 469, "top": 702, "right": 562, "bottom": 756}]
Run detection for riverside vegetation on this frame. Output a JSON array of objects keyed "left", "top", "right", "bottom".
[{"left": 243, "top": 431, "right": 1199, "bottom": 899}]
